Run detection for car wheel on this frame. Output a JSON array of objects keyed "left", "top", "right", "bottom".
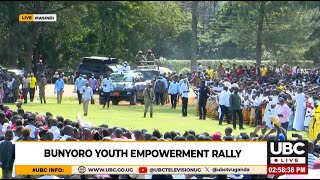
[
  {"left": 112, "top": 100, "right": 119, "bottom": 105},
  {"left": 130, "top": 92, "right": 137, "bottom": 105}
]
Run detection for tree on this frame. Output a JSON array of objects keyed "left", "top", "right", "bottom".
[{"left": 256, "top": 1, "right": 265, "bottom": 65}]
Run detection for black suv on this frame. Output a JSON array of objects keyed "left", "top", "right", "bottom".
[
  {"left": 99, "top": 71, "right": 147, "bottom": 105},
  {"left": 77, "top": 56, "right": 120, "bottom": 79}
]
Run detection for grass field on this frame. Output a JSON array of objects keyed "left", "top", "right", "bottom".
[{"left": 6, "top": 97, "right": 308, "bottom": 139}]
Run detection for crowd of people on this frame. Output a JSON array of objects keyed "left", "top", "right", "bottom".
[{"left": 0, "top": 103, "right": 319, "bottom": 179}]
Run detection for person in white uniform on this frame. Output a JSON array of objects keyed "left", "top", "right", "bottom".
[{"left": 293, "top": 87, "right": 306, "bottom": 131}]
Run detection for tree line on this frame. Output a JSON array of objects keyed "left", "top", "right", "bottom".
[{"left": 0, "top": 1, "right": 318, "bottom": 72}]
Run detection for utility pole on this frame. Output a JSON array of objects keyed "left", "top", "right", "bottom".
[{"left": 191, "top": 1, "right": 198, "bottom": 71}]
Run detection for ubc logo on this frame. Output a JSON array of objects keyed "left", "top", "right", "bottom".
[
  {"left": 270, "top": 142, "right": 305, "bottom": 155},
  {"left": 267, "top": 141, "right": 308, "bottom": 165}
]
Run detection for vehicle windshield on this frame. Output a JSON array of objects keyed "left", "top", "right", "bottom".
[
  {"left": 111, "top": 73, "right": 134, "bottom": 82},
  {"left": 138, "top": 71, "right": 159, "bottom": 80}
]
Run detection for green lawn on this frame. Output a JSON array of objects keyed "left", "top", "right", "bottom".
[{"left": 7, "top": 97, "right": 308, "bottom": 139}]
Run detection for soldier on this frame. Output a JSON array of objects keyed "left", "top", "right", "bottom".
[
  {"left": 145, "top": 49, "right": 155, "bottom": 62},
  {"left": 135, "top": 51, "right": 146, "bottom": 66},
  {"left": 143, "top": 83, "right": 155, "bottom": 118},
  {"left": 38, "top": 74, "right": 47, "bottom": 104},
  {"left": 13, "top": 75, "right": 21, "bottom": 102}
]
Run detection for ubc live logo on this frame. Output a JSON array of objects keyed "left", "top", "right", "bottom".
[{"left": 267, "top": 141, "right": 308, "bottom": 165}]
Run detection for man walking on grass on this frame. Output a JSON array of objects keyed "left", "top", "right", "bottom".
[
  {"left": 54, "top": 75, "right": 65, "bottom": 104},
  {"left": 80, "top": 82, "right": 93, "bottom": 116},
  {"left": 74, "top": 75, "right": 86, "bottom": 104},
  {"left": 143, "top": 83, "right": 155, "bottom": 118},
  {"left": 180, "top": 78, "right": 189, "bottom": 117}
]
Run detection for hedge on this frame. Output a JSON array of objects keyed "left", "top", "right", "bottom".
[{"left": 157, "top": 59, "right": 314, "bottom": 73}]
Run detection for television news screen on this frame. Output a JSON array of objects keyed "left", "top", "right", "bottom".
[{"left": 0, "top": 1, "right": 320, "bottom": 180}]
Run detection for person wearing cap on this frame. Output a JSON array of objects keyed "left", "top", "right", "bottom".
[
  {"left": 198, "top": 80, "right": 210, "bottom": 120},
  {"left": 135, "top": 50, "right": 146, "bottom": 66},
  {"left": 54, "top": 75, "right": 65, "bottom": 104},
  {"left": 293, "top": 87, "right": 306, "bottom": 131},
  {"left": 80, "top": 81, "right": 93, "bottom": 116},
  {"left": 119, "top": 61, "right": 131, "bottom": 73},
  {"left": 179, "top": 78, "right": 189, "bottom": 117},
  {"left": 38, "top": 73, "right": 47, "bottom": 104},
  {"left": 143, "top": 83, "right": 155, "bottom": 118},
  {"left": 74, "top": 74, "right": 86, "bottom": 104},
  {"left": 101, "top": 74, "right": 113, "bottom": 109},
  {"left": 145, "top": 49, "right": 155, "bottom": 64},
  {"left": 88, "top": 74, "right": 98, "bottom": 104}
]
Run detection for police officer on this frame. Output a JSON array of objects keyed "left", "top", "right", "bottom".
[
  {"left": 143, "top": 83, "right": 155, "bottom": 118},
  {"left": 198, "top": 80, "right": 210, "bottom": 120},
  {"left": 101, "top": 74, "right": 113, "bottom": 109}
]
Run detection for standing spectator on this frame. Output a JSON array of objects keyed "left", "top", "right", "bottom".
[
  {"left": 28, "top": 73, "right": 37, "bottom": 102},
  {"left": 218, "top": 63, "right": 225, "bottom": 78},
  {"left": 80, "top": 82, "right": 93, "bottom": 116},
  {"left": 154, "top": 76, "right": 165, "bottom": 106},
  {"left": 219, "top": 87, "right": 231, "bottom": 125},
  {"left": 89, "top": 74, "right": 98, "bottom": 104},
  {"left": 231, "top": 64, "right": 237, "bottom": 77},
  {"left": 278, "top": 97, "right": 291, "bottom": 131},
  {"left": 21, "top": 74, "right": 30, "bottom": 104},
  {"left": 197, "top": 63, "right": 204, "bottom": 73},
  {"left": 38, "top": 74, "right": 47, "bottom": 104},
  {"left": 168, "top": 77, "right": 179, "bottom": 109},
  {"left": 36, "top": 60, "right": 44, "bottom": 81},
  {"left": 74, "top": 75, "right": 86, "bottom": 104},
  {"left": 0, "top": 130, "right": 15, "bottom": 179},
  {"left": 261, "top": 65, "right": 268, "bottom": 83},
  {"left": 206, "top": 66, "right": 214, "bottom": 79},
  {"left": 198, "top": 80, "right": 210, "bottom": 120},
  {"left": 293, "top": 87, "right": 306, "bottom": 131},
  {"left": 13, "top": 75, "right": 21, "bottom": 103},
  {"left": 143, "top": 83, "right": 155, "bottom": 118},
  {"left": 229, "top": 88, "right": 244, "bottom": 130},
  {"left": 54, "top": 75, "right": 65, "bottom": 104},
  {"left": 161, "top": 75, "right": 168, "bottom": 105},
  {"left": 101, "top": 74, "right": 113, "bottom": 109},
  {"left": 180, "top": 78, "right": 189, "bottom": 117}
]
